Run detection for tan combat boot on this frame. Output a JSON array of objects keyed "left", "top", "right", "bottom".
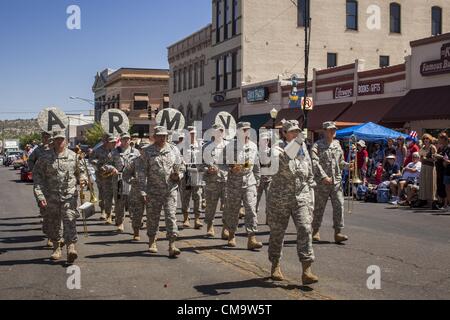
[
  {"left": 50, "top": 242, "right": 62, "bottom": 261},
  {"left": 105, "top": 214, "right": 113, "bottom": 225},
  {"left": 168, "top": 239, "right": 181, "bottom": 257},
  {"left": 239, "top": 207, "right": 245, "bottom": 219},
  {"left": 227, "top": 232, "right": 237, "bottom": 247},
  {"left": 133, "top": 229, "right": 140, "bottom": 241},
  {"left": 312, "top": 229, "right": 321, "bottom": 242},
  {"left": 149, "top": 236, "right": 158, "bottom": 253},
  {"left": 247, "top": 235, "right": 263, "bottom": 250},
  {"left": 182, "top": 212, "right": 191, "bottom": 229},
  {"left": 46, "top": 239, "right": 53, "bottom": 248},
  {"left": 301, "top": 261, "right": 319, "bottom": 285},
  {"left": 271, "top": 260, "right": 285, "bottom": 281},
  {"left": 194, "top": 216, "right": 203, "bottom": 229},
  {"left": 117, "top": 223, "right": 124, "bottom": 233},
  {"left": 67, "top": 243, "right": 78, "bottom": 264},
  {"left": 335, "top": 230, "right": 349, "bottom": 244},
  {"left": 206, "top": 223, "right": 215, "bottom": 238},
  {"left": 221, "top": 227, "right": 229, "bottom": 240}
]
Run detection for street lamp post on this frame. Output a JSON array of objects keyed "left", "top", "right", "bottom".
[{"left": 270, "top": 108, "right": 278, "bottom": 129}]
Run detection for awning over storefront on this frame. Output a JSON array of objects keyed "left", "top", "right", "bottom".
[
  {"left": 336, "top": 96, "right": 403, "bottom": 125},
  {"left": 383, "top": 85, "right": 450, "bottom": 123},
  {"left": 262, "top": 108, "right": 304, "bottom": 128},
  {"left": 238, "top": 114, "right": 272, "bottom": 130},
  {"left": 307, "top": 102, "right": 353, "bottom": 131},
  {"left": 202, "top": 105, "right": 238, "bottom": 130}
]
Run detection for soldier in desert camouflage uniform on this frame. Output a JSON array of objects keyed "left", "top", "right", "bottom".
[
  {"left": 29, "top": 131, "right": 56, "bottom": 247},
  {"left": 33, "top": 131, "right": 87, "bottom": 263},
  {"left": 267, "top": 120, "right": 319, "bottom": 285},
  {"left": 223, "top": 122, "right": 262, "bottom": 250},
  {"left": 311, "top": 121, "right": 349, "bottom": 244},
  {"left": 202, "top": 123, "right": 229, "bottom": 239},
  {"left": 90, "top": 134, "right": 117, "bottom": 224},
  {"left": 138, "top": 126, "right": 186, "bottom": 257},
  {"left": 123, "top": 154, "right": 146, "bottom": 241},
  {"left": 180, "top": 126, "right": 204, "bottom": 229},
  {"left": 256, "top": 131, "right": 273, "bottom": 221},
  {"left": 111, "top": 132, "right": 140, "bottom": 232}
]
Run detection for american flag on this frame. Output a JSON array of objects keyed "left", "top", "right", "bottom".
[{"left": 409, "top": 131, "right": 418, "bottom": 139}]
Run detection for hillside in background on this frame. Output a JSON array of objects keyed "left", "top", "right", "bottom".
[{"left": 0, "top": 119, "right": 40, "bottom": 140}]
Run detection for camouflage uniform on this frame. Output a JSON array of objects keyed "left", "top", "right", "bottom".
[
  {"left": 29, "top": 142, "right": 55, "bottom": 237},
  {"left": 311, "top": 139, "right": 346, "bottom": 232},
  {"left": 257, "top": 146, "right": 273, "bottom": 213},
  {"left": 123, "top": 156, "right": 146, "bottom": 231},
  {"left": 138, "top": 143, "right": 185, "bottom": 240},
  {"left": 181, "top": 141, "right": 204, "bottom": 218},
  {"left": 33, "top": 148, "right": 86, "bottom": 244},
  {"left": 90, "top": 145, "right": 115, "bottom": 216},
  {"left": 223, "top": 140, "right": 261, "bottom": 236},
  {"left": 202, "top": 139, "right": 228, "bottom": 225},
  {"left": 267, "top": 138, "right": 316, "bottom": 264},
  {"left": 111, "top": 145, "right": 140, "bottom": 226}
]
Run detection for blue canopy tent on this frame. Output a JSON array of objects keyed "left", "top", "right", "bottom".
[{"left": 335, "top": 122, "right": 408, "bottom": 142}]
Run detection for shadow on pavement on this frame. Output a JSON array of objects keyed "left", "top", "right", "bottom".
[
  {"left": 0, "top": 216, "right": 41, "bottom": 221},
  {"left": 193, "top": 277, "right": 307, "bottom": 297},
  {"left": 0, "top": 235, "right": 45, "bottom": 244},
  {"left": 0, "top": 257, "right": 66, "bottom": 268},
  {"left": 84, "top": 250, "right": 168, "bottom": 259}
]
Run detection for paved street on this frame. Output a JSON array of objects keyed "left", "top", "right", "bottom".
[{"left": 0, "top": 166, "right": 449, "bottom": 300}]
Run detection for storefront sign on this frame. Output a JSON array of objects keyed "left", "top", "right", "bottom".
[
  {"left": 334, "top": 85, "right": 353, "bottom": 99},
  {"left": 334, "top": 81, "right": 384, "bottom": 99},
  {"left": 420, "top": 42, "right": 450, "bottom": 76},
  {"left": 213, "top": 94, "right": 225, "bottom": 103},
  {"left": 246, "top": 87, "right": 269, "bottom": 103},
  {"left": 358, "top": 81, "right": 384, "bottom": 96}
]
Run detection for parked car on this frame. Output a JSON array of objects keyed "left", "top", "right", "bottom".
[{"left": 4, "top": 151, "right": 23, "bottom": 167}]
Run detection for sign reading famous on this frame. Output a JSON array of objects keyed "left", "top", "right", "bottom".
[{"left": 420, "top": 42, "right": 450, "bottom": 76}]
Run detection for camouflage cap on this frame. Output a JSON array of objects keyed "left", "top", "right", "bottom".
[
  {"left": 154, "top": 126, "right": 168, "bottom": 136},
  {"left": 212, "top": 123, "right": 225, "bottom": 131},
  {"left": 120, "top": 132, "right": 131, "bottom": 139},
  {"left": 52, "top": 131, "right": 66, "bottom": 139},
  {"left": 107, "top": 135, "right": 117, "bottom": 143},
  {"left": 282, "top": 120, "right": 301, "bottom": 132},
  {"left": 323, "top": 121, "right": 338, "bottom": 130},
  {"left": 131, "top": 133, "right": 139, "bottom": 138},
  {"left": 237, "top": 122, "right": 251, "bottom": 130}
]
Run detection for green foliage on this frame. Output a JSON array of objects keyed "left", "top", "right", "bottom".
[
  {"left": 85, "top": 122, "right": 105, "bottom": 147},
  {"left": 19, "top": 133, "right": 41, "bottom": 150}
]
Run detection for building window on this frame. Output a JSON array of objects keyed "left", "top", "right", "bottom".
[
  {"left": 432, "top": 6, "right": 442, "bottom": 36},
  {"left": 224, "top": 0, "right": 229, "bottom": 40},
  {"left": 173, "top": 70, "right": 177, "bottom": 93},
  {"left": 390, "top": 3, "right": 401, "bottom": 34},
  {"left": 346, "top": 0, "right": 358, "bottom": 30},
  {"left": 216, "top": 59, "right": 221, "bottom": 92},
  {"left": 194, "top": 63, "right": 199, "bottom": 88},
  {"left": 232, "top": 0, "right": 238, "bottom": 35},
  {"left": 216, "top": 0, "right": 222, "bottom": 43},
  {"left": 163, "top": 95, "right": 169, "bottom": 109},
  {"left": 183, "top": 67, "right": 187, "bottom": 91},
  {"left": 188, "top": 65, "right": 193, "bottom": 89},
  {"left": 178, "top": 105, "right": 184, "bottom": 117},
  {"left": 327, "top": 53, "right": 337, "bottom": 68},
  {"left": 223, "top": 55, "right": 228, "bottom": 90},
  {"left": 133, "top": 94, "right": 149, "bottom": 110},
  {"left": 231, "top": 51, "right": 238, "bottom": 88},
  {"left": 379, "top": 55, "right": 390, "bottom": 68},
  {"left": 200, "top": 60, "right": 205, "bottom": 86},
  {"left": 187, "top": 104, "right": 194, "bottom": 124},
  {"left": 297, "top": 0, "right": 310, "bottom": 27},
  {"left": 116, "top": 94, "right": 120, "bottom": 109}
]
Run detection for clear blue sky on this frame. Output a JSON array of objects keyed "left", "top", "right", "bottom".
[{"left": 0, "top": 0, "right": 211, "bottom": 120}]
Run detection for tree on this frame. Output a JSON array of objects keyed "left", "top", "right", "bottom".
[
  {"left": 85, "top": 122, "right": 105, "bottom": 147},
  {"left": 19, "top": 133, "right": 41, "bottom": 150}
]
